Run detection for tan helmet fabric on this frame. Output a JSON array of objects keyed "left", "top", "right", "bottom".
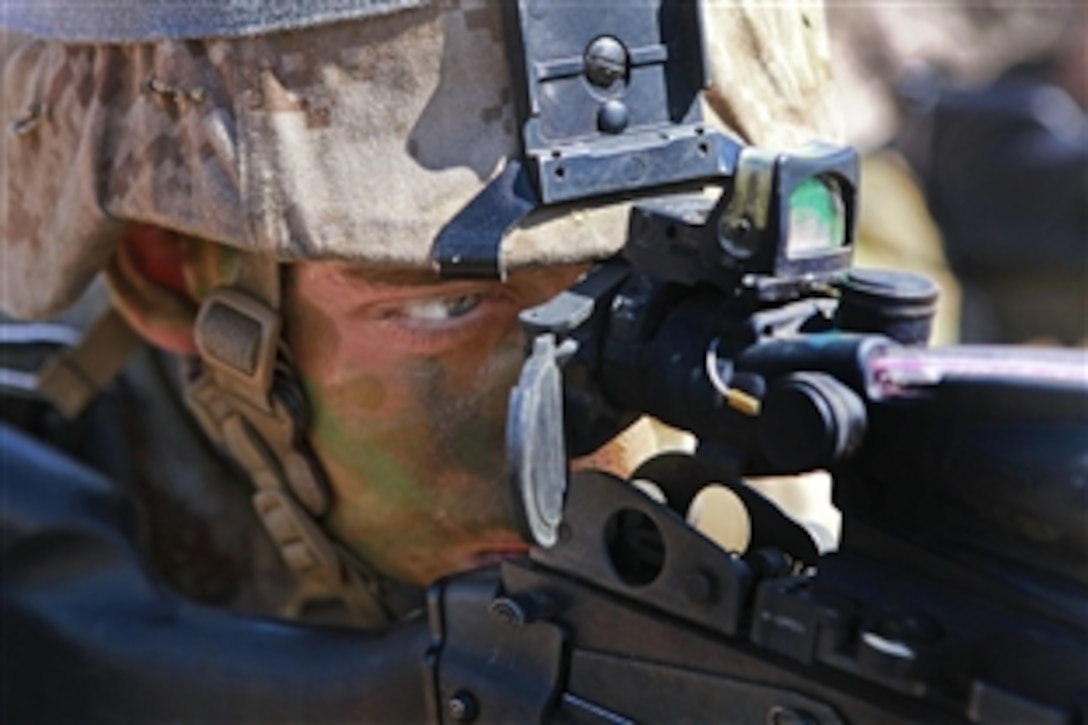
[{"left": 1, "top": 0, "right": 837, "bottom": 320}]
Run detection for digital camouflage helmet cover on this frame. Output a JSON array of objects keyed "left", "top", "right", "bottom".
[{"left": 1, "top": 0, "right": 838, "bottom": 320}]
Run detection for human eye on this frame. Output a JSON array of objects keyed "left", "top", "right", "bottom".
[
  {"left": 368, "top": 287, "right": 514, "bottom": 352},
  {"left": 398, "top": 293, "right": 484, "bottom": 322}
]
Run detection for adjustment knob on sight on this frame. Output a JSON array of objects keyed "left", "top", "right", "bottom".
[{"left": 759, "top": 372, "right": 867, "bottom": 472}]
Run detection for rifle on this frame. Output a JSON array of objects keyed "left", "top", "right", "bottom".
[
  {"left": 419, "top": 4, "right": 1087, "bottom": 720},
  {"left": 423, "top": 261, "right": 1087, "bottom": 722}
]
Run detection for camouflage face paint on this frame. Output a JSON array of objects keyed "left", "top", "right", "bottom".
[
  {"left": 283, "top": 261, "right": 572, "bottom": 585},
  {"left": 418, "top": 340, "right": 524, "bottom": 484},
  {"left": 314, "top": 349, "right": 522, "bottom": 574}
]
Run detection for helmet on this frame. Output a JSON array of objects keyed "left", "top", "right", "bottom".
[
  {"left": 1, "top": 0, "right": 841, "bottom": 616},
  {"left": 1, "top": 0, "right": 838, "bottom": 320}
]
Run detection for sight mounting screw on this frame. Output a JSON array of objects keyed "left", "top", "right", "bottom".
[{"left": 585, "top": 36, "right": 628, "bottom": 89}]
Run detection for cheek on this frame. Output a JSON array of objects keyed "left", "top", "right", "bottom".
[
  {"left": 282, "top": 288, "right": 402, "bottom": 487},
  {"left": 287, "top": 297, "right": 523, "bottom": 499},
  {"left": 419, "top": 339, "right": 525, "bottom": 480},
  {"left": 283, "top": 279, "right": 343, "bottom": 384}
]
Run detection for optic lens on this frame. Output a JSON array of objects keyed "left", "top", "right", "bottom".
[{"left": 786, "top": 175, "right": 846, "bottom": 257}]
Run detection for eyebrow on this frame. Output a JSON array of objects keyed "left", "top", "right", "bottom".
[{"left": 335, "top": 264, "right": 447, "bottom": 288}]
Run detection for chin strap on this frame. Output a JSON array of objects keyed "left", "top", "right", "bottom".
[{"left": 184, "top": 256, "right": 403, "bottom": 625}]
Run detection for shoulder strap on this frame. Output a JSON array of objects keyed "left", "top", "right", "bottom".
[{"left": 35, "top": 308, "right": 145, "bottom": 419}]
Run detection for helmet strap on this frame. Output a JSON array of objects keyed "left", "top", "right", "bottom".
[{"left": 185, "top": 254, "right": 398, "bottom": 625}]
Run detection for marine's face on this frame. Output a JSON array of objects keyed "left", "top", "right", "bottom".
[{"left": 283, "top": 261, "right": 586, "bottom": 586}]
